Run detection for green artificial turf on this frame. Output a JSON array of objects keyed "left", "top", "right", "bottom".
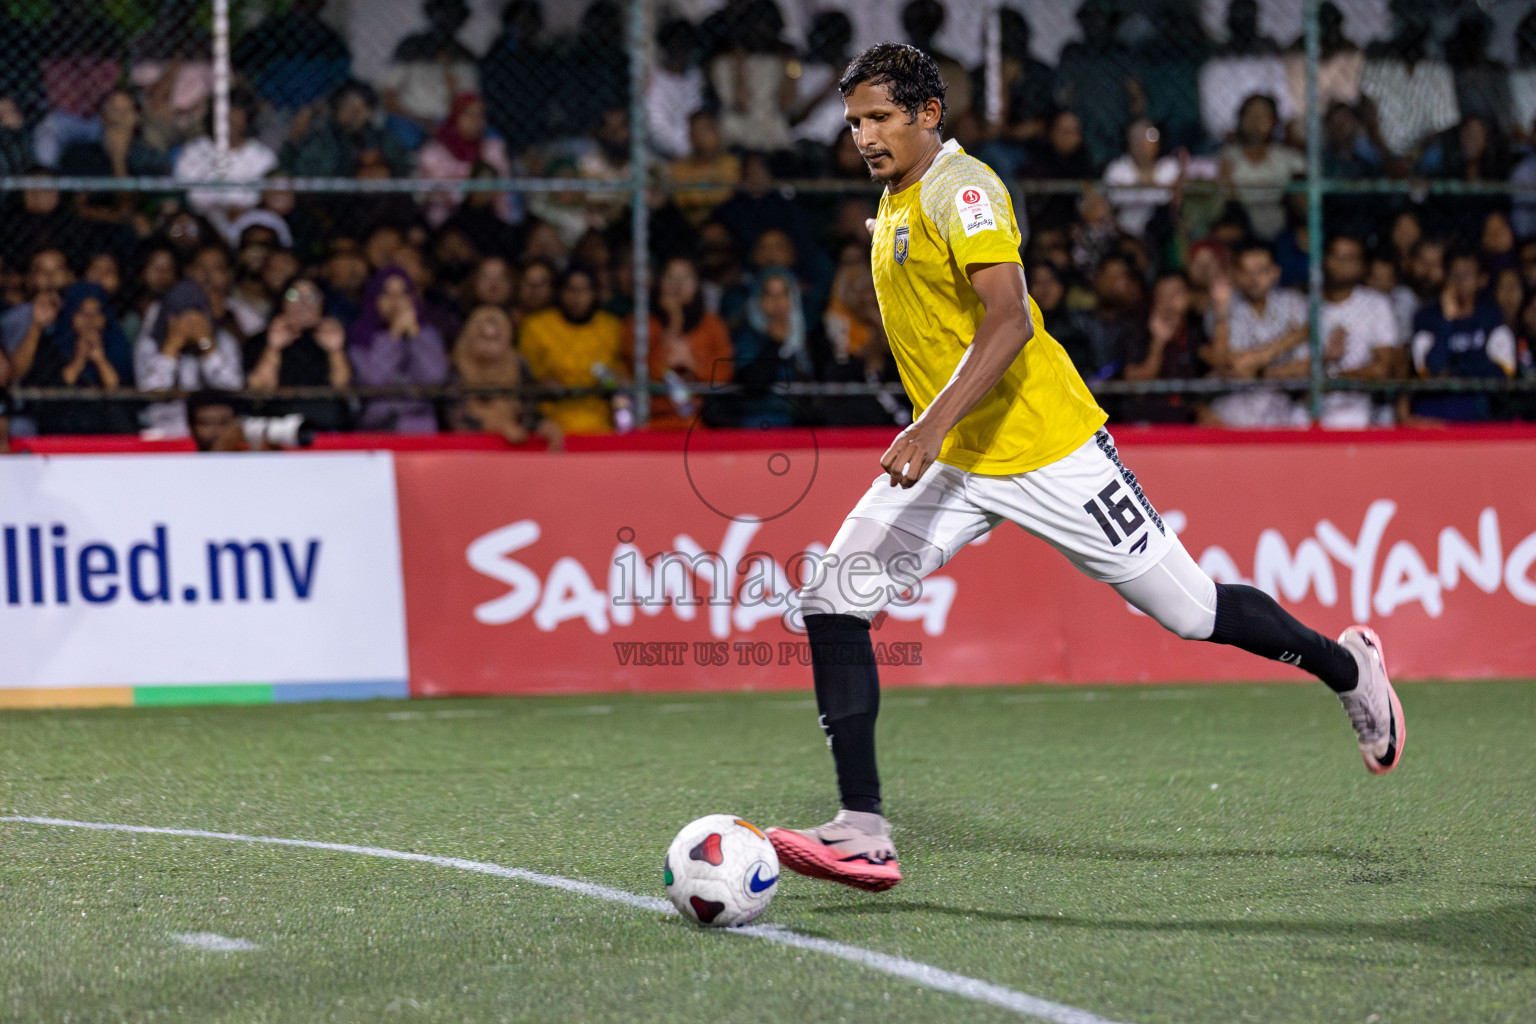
[{"left": 1, "top": 681, "right": 1533, "bottom": 1024}]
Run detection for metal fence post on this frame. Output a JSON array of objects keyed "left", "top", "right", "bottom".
[
  {"left": 1303, "top": 0, "right": 1324, "bottom": 422},
  {"left": 212, "top": 0, "right": 231, "bottom": 181},
  {"left": 628, "top": 0, "right": 651, "bottom": 427}
]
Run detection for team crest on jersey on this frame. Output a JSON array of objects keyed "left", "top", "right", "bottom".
[{"left": 893, "top": 222, "right": 909, "bottom": 264}]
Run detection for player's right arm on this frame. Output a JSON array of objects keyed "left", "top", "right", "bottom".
[{"left": 879, "top": 262, "right": 1034, "bottom": 488}]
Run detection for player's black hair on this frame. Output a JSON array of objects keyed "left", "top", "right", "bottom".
[{"left": 838, "top": 42, "right": 947, "bottom": 132}]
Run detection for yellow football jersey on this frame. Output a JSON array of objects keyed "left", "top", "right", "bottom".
[{"left": 871, "top": 140, "right": 1107, "bottom": 475}]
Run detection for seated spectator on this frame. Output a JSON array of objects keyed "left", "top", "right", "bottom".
[
  {"left": 1365, "top": 250, "right": 1416, "bottom": 347},
  {"left": 518, "top": 265, "right": 623, "bottom": 435},
  {"left": 647, "top": 17, "right": 706, "bottom": 161},
  {"left": 5, "top": 171, "right": 82, "bottom": 271},
  {"left": 577, "top": 108, "right": 633, "bottom": 230},
  {"left": 1055, "top": 2, "right": 1138, "bottom": 170},
  {"left": 979, "top": 8, "right": 1053, "bottom": 147},
  {"left": 136, "top": 279, "right": 245, "bottom": 437},
  {"left": 1408, "top": 249, "right": 1517, "bottom": 422},
  {"left": 1200, "top": 0, "right": 1290, "bottom": 145},
  {"left": 347, "top": 267, "right": 450, "bottom": 433},
  {"left": 696, "top": 220, "right": 750, "bottom": 323},
  {"left": 1128, "top": 5, "right": 1207, "bottom": 155},
  {"left": 382, "top": 0, "right": 479, "bottom": 150},
  {"left": 1360, "top": 15, "right": 1458, "bottom": 160},
  {"left": 34, "top": 3, "right": 123, "bottom": 169},
  {"left": 318, "top": 242, "right": 370, "bottom": 326},
  {"left": 441, "top": 161, "right": 528, "bottom": 259},
  {"left": 1101, "top": 120, "right": 1181, "bottom": 239},
  {"left": 82, "top": 252, "right": 124, "bottom": 317},
  {"left": 1201, "top": 241, "right": 1310, "bottom": 428},
  {"left": 667, "top": 112, "right": 741, "bottom": 228},
  {"left": 283, "top": 80, "right": 410, "bottom": 178},
  {"left": 726, "top": 268, "right": 814, "bottom": 428},
  {"left": 1514, "top": 12, "right": 1536, "bottom": 144},
  {"left": 1218, "top": 94, "right": 1305, "bottom": 241},
  {"left": 0, "top": 92, "right": 32, "bottom": 178},
  {"left": 174, "top": 88, "right": 279, "bottom": 220},
  {"left": 185, "top": 243, "right": 252, "bottom": 343},
  {"left": 902, "top": 0, "right": 975, "bottom": 140},
  {"left": 1416, "top": 117, "right": 1511, "bottom": 237},
  {"left": 1447, "top": 11, "right": 1512, "bottom": 137},
  {"left": 816, "top": 260, "right": 909, "bottom": 427},
  {"left": 129, "top": 0, "right": 214, "bottom": 153},
  {"left": 12, "top": 281, "right": 136, "bottom": 434},
  {"left": 460, "top": 256, "right": 516, "bottom": 317},
  {"left": 121, "top": 244, "right": 179, "bottom": 343},
  {"left": 1070, "top": 189, "right": 1123, "bottom": 283},
  {"left": 233, "top": 0, "right": 353, "bottom": 113},
  {"left": 479, "top": 0, "right": 556, "bottom": 152},
  {"left": 1404, "top": 237, "right": 1447, "bottom": 308},
  {"left": 1480, "top": 210, "right": 1517, "bottom": 276},
  {"left": 1029, "top": 260, "right": 1103, "bottom": 380},
  {"left": 1267, "top": 234, "right": 1397, "bottom": 428},
  {"left": 1283, "top": 3, "right": 1363, "bottom": 130},
  {"left": 417, "top": 94, "right": 511, "bottom": 227},
  {"left": 244, "top": 276, "right": 352, "bottom": 431},
  {"left": 1, "top": 248, "right": 74, "bottom": 361},
  {"left": 390, "top": 244, "right": 462, "bottom": 342},
  {"left": 709, "top": 0, "right": 795, "bottom": 152},
  {"left": 59, "top": 88, "right": 171, "bottom": 228},
  {"left": 1084, "top": 253, "right": 1144, "bottom": 383},
  {"left": 790, "top": 12, "right": 854, "bottom": 153},
  {"left": 1022, "top": 111, "right": 1096, "bottom": 231},
  {"left": 1494, "top": 267, "right": 1525, "bottom": 335},
  {"left": 1184, "top": 239, "right": 1231, "bottom": 321},
  {"left": 511, "top": 256, "right": 556, "bottom": 333},
  {"left": 1118, "top": 270, "right": 1206, "bottom": 424},
  {"left": 450, "top": 304, "right": 562, "bottom": 446},
  {"left": 623, "top": 256, "right": 733, "bottom": 430}
]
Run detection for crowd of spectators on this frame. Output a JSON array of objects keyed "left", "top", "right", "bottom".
[{"left": 1, "top": 0, "right": 1535, "bottom": 452}]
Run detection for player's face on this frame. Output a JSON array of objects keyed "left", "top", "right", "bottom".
[{"left": 843, "top": 81, "right": 941, "bottom": 185}]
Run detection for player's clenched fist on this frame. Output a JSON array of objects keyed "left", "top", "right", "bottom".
[{"left": 880, "top": 419, "right": 944, "bottom": 488}]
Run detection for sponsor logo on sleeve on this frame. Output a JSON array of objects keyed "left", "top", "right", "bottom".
[{"left": 955, "top": 186, "right": 997, "bottom": 237}]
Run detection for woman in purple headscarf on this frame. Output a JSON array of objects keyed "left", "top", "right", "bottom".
[{"left": 347, "top": 266, "right": 450, "bottom": 432}]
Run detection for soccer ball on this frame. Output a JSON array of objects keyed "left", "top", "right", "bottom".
[{"left": 663, "top": 814, "right": 779, "bottom": 927}]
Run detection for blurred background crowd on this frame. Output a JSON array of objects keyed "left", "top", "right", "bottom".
[{"left": 2, "top": 0, "right": 1536, "bottom": 451}]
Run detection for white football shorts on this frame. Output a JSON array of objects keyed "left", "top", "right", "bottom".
[{"left": 799, "top": 429, "right": 1179, "bottom": 621}]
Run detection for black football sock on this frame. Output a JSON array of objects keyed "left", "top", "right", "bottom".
[
  {"left": 804, "top": 612, "right": 882, "bottom": 815},
  {"left": 1205, "top": 583, "right": 1359, "bottom": 693}
]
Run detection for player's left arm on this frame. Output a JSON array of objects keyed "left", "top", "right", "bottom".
[{"left": 879, "top": 262, "right": 1034, "bottom": 488}]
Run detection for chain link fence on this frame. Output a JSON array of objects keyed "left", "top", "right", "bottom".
[{"left": 1, "top": 0, "right": 1534, "bottom": 447}]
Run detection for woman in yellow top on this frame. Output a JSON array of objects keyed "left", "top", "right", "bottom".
[{"left": 517, "top": 265, "right": 625, "bottom": 435}]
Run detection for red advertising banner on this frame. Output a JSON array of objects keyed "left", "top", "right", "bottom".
[{"left": 394, "top": 431, "right": 1536, "bottom": 695}]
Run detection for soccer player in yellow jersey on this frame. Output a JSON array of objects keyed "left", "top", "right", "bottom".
[{"left": 766, "top": 44, "right": 1405, "bottom": 893}]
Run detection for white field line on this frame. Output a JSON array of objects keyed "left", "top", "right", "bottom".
[
  {"left": 171, "top": 931, "right": 258, "bottom": 951},
  {"left": 2, "top": 815, "right": 1134, "bottom": 1024}
]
